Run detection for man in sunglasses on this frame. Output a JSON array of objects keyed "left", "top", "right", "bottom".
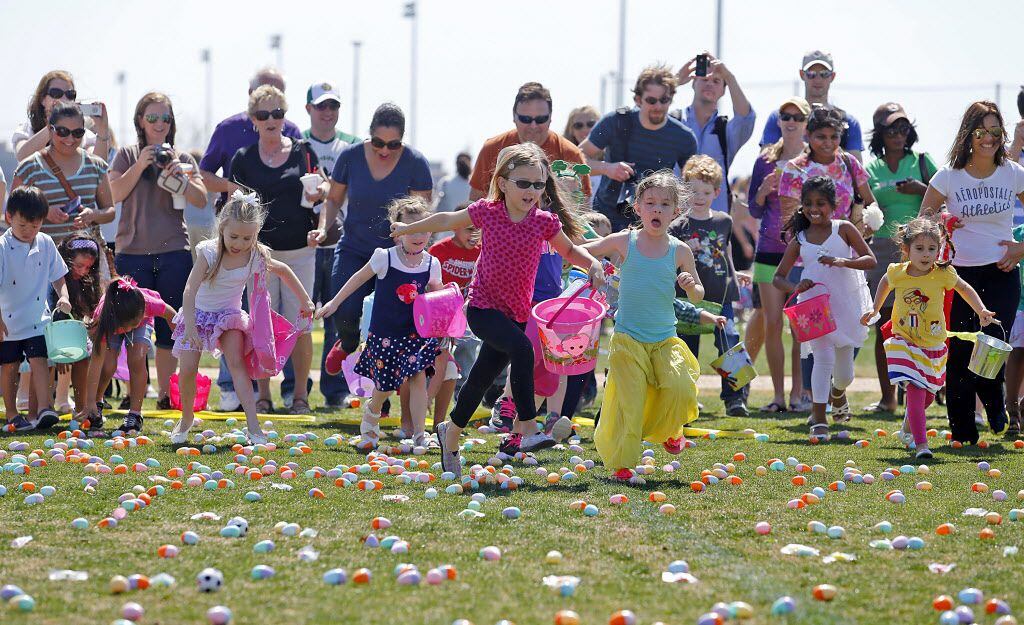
[
  {"left": 675, "top": 53, "right": 755, "bottom": 214},
  {"left": 579, "top": 64, "right": 698, "bottom": 231},
  {"left": 759, "top": 50, "right": 864, "bottom": 161},
  {"left": 198, "top": 66, "right": 303, "bottom": 412},
  {"left": 468, "top": 82, "right": 591, "bottom": 201}
]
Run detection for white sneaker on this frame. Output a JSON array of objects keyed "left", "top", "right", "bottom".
[
  {"left": 169, "top": 431, "right": 188, "bottom": 444},
  {"left": 915, "top": 447, "right": 933, "bottom": 459},
  {"left": 218, "top": 390, "right": 241, "bottom": 412},
  {"left": 412, "top": 432, "right": 427, "bottom": 449},
  {"left": 547, "top": 415, "right": 574, "bottom": 443},
  {"left": 357, "top": 406, "right": 381, "bottom": 450},
  {"left": 249, "top": 432, "right": 269, "bottom": 446},
  {"left": 521, "top": 431, "right": 556, "bottom": 452},
  {"left": 895, "top": 430, "right": 915, "bottom": 449},
  {"left": 145, "top": 384, "right": 159, "bottom": 399},
  {"left": 436, "top": 421, "right": 462, "bottom": 479}
]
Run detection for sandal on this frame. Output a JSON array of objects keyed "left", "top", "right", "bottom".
[
  {"left": 830, "top": 389, "right": 851, "bottom": 423},
  {"left": 760, "top": 401, "right": 787, "bottom": 414},
  {"left": 789, "top": 397, "right": 812, "bottom": 412},
  {"left": 289, "top": 398, "right": 311, "bottom": 415},
  {"left": 863, "top": 401, "right": 896, "bottom": 414},
  {"left": 255, "top": 398, "right": 274, "bottom": 414},
  {"left": 809, "top": 423, "right": 830, "bottom": 441}
]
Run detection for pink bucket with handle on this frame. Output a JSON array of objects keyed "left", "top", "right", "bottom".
[
  {"left": 341, "top": 350, "right": 375, "bottom": 397},
  {"left": 413, "top": 283, "right": 468, "bottom": 338},
  {"left": 169, "top": 372, "right": 211, "bottom": 411},
  {"left": 245, "top": 259, "right": 310, "bottom": 379},
  {"left": 526, "top": 316, "right": 560, "bottom": 397},
  {"left": 531, "top": 283, "right": 607, "bottom": 375},
  {"left": 784, "top": 282, "right": 836, "bottom": 342}
]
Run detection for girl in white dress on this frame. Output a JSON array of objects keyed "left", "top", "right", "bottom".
[{"left": 774, "top": 176, "right": 876, "bottom": 439}]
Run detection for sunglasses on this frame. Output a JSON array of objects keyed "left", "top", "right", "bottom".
[
  {"left": 313, "top": 101, "right": 341, "bottom": 111},
  {"left": 253, "top": 108, "right": 286, "bottom": 121},
  {"left": 884, "top": 123, "right": 911, "bottom": 137},
  {"left": 643, "top": 96, "right": 673, "bottom": 105},
  {"left": 973, "top": 127, "right": 1004, "bottom": 140},
  {"left": 370, "top": 136, "right": 403, "bottom": 150},
  {"left": 52, "top": 125, "right": 86, "bottom": 138},
  {"left": 144, "top": 113, "right": 173, "bottom": 124},
  {"left": 46, "top": 87, "right": 77, "bottom": 100},
  {"left": 779, "top": 112, "right": 807, "bottom": 122},
  {"left": 804, "top": 70, "right": 833, "bottom": 80},
  {"left": 516, "top": 114, "right": 550, "bottom": 125},
  {"left": 507, "top": 179, "right": 546, "bottom": 190},
  {"left": 573, "top": 120, "right": 597, "bottom": 130}
]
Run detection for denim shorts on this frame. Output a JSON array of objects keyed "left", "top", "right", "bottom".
[
  {"left": 107, "top": 324, "right": 153, "bottom": 352},
  {"left": 0, "top": 335, "right": 48, "bottom": 364}
]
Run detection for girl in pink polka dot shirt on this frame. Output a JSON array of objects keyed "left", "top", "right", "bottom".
[{"left": 391, "top": 143, "right": 605, "bottom": 476}]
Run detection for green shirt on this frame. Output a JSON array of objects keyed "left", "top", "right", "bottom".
[
  {"left": 865, "top": 152, "right": 938, "bottom": 239},
  {"left": 1014, "top": 224, "right": 1024, "bottom": 311}
]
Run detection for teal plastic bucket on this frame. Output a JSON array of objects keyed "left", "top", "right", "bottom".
[{"left": 44, "top": 320, "right": 89, "bottom": 364}]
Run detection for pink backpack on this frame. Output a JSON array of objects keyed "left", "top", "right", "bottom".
[{"left": 245, "top": 257, "right": 310, "bottom": 379}]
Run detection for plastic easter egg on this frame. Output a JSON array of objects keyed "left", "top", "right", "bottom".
[
  {"left": 987, "top": 512, "right": 1003, "bottom": 525},
  {"left": 936, "top": 523, "right": 955, "bottom": 536},
  {"left": 219, "top": 525, "right": 241, "bottom": 538},
  {"left": 502, "top": 507, "right": 521, "bottom": 519},
  {"left": 874, "top": 521, "right": 893, "bottom": 533},
  {"left": 933, "top": 595, "right": 954, "bottom": 611},
  {"left": 71, "top": 517, "right": 89, "bottom": 529},
  {"left": 253, "top": 540, "right": 274, "bottom": 553},
  {"left": 122, "top": 602, "right": 144, "bottom": 620},
  {"left": 608, "top": 610, "right": 637, "bottom": 625},
  {"left": 110, "top": 575, "right": 130, "bottom": 594},
  {"left": 181, "top": 531, "right": 200, "bottom": 545},
  {"left": 955, "top": 606, "right": 975, "bottom": 623},
  {"left": 251, "top": 565, "right": 275, "bottom": 580},
  {"left": 939, "top": 611, "right": 960, "bottom": 625},
  {"left": 351, "top": 568, "right": 371, "bottom": 584},
  {"left": 771, "top": 596, "right": 796, "bottom": 615},
  {"left": 659, "top": 504, "right": 676, "bottom": 515},
  {"left": 827, "top": 526, "right": 845, "bottom": 539},
  {"left": 812, "top": 584, "right": 837, "bottom": 601},
  {"left": 907, "top": 536, "right": 925, "bottom": 550},
  {"left": 206, "top": 605, "right": 233, "bottom": 625},
  {"left": 157, "top": 544, "right": 179, "bottom": 558},
  {"left": 555, "top": 610, "right": 581, "bottom": 625},
  {"left": 372, "top": 517, "right": 392, "bottom": 530},
  {"left": 546, "top": 550, "right": 563, "bottom": 564},
  {"left": 0, "top": 585, "right": 24, "bottom": 601},
  {"left": 244, "top": 491, "right": 262, "bottom": 502},
  {"left": 754, "top": 466, "right": 767, "bottom": 476},
  {"left": 755, "top": 521, "right": 771, "bottom": 535},
  {"left": 425, "top": 487, "right": 438, "bottom": 499},
  {"left": 323, "top": 568, "right": 347, "bottom": 585},
  {"left": 981, "top": 527, "right": 996, "bottom": 539},
  {"left": 986, "top": 599, "right": 1011, "bottom": 615},
  {"left": 9, "top": 594, "right": 35, "bottom": 612},
  {"left": 958, "top": 588, "right": 983, "bottom": 605},
  {"left": 480, "top": 546, "right": 501, "bottom": 561},
  {"left": 696, "top": 614, "right": 723, "bottom": 625},
  {"left": 583, "top": 504, "right": 600, "bottom": 516},
  {"left": 995, "top": 616, "right": 1019, "bottom": 625},
  {"left": 891, "top": 535, "right": 910, "bottom": 550},
  {"left": 993, "top": 490, "right": 1008, "bottom": 501}
]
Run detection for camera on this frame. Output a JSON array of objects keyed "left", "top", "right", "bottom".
[
  {"left": 695, "top": 54, "right": 709, "bottom": 78},
  {"left": 154, "top": 143, "right": 174, "bottom": 167}
]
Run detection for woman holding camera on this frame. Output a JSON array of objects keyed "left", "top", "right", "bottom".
[
  {"left": 227, "top": 85, "right": 326, "bottom": 415},
  {"left": 13, "top": 69, "right": 111, "bottom": 161},
  {"left": 109, "top": 92, "right": 207, "bottom": 408}
]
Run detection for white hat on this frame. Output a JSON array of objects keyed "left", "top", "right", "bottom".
[{"left": 307, "top": 82, "right": 341, "bottom": 105}]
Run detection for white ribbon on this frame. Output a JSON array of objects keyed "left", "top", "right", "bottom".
[{"left": 231, "top": 189, "right": 259, "bottom": 204}]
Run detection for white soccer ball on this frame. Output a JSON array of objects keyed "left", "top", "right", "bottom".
[
  {"left": 196, "top": 567, "right": 224, "bottom": 593},
  {"left": 226, "top": 516, "right": 249, "bottom": 537}
]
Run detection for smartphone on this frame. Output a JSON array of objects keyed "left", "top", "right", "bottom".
[
  {"left": 64, "top": 197, "right": 82, "bottom": 217},
  {"left": 695, "top": 54, "right": 709, "bottom": 78},
  {"left": 80, "top": 102, "right": 102, "bottom": 117}
]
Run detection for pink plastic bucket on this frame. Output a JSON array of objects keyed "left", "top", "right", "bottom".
[
  {"left": 531, "top": 285, "right": 607, "bottom": 375},
  {"left": 169, "top": 373, "right": 211, "bottom": 412},
  {"left": 526, "top": 316, "right": 560, "bottom": 397},
  {"left": 414, "top": 283, "right": 468, "bottom": 338},
  {"left": 784, "top": 282, "right": 836, "bottom": 342},
  {"left": 341, "top": 350, "right": 375, "bottom": 398},
  {"left": 245, "top": 311, "right": 306, "bottom": 379}
]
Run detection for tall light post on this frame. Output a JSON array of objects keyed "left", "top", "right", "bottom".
[
  {"left": 116, "top": 71, "right": 127, "bottom": 144},
  {"left": 715, "top": 0, "right": 723, "bottom": 58},
  {"left": 600, "top": 71, "right": 617, "bottom": 113},
  {"left": 403, "top": 2, "right": 418, "bottom": 145},
  {"left": 352, "top": 41, "right": 362, "bottom": 134},
  {"left": 616, "top": 0, "right": 626, "bottom": 108},
  {"left": 201, "top": 49, "right": 212, "bottom": 145},
  {"left": 269, "top": 34, "right": 282, "bottom": 70}
]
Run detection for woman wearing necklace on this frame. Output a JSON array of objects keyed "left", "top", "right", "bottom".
[
  {"left": 920, "top": 100, "right": 1024, "bottom": 444},
  {"left": 228, "top": 85, "right": 328, "bottom": 414}
]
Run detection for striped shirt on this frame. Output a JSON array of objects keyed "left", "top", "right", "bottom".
[{"left": 13, "top": 150, "right": 109, "bottom": 243}]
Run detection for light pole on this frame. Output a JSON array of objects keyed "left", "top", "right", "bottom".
[
  {"left": 269, "top": 34, "right": 282, "bottom": 70},
  {"left": 616, "top": 0, "right": 626, "bottom": 108},
  {"left": 600, "top": 71, "right": 617, "bottom": 113},
  {"left": 403, "top": 1, "right": 418, "bottom": 145},
  {"left": 201, "top": 49, "right": 212, "bottom": 145},
  {"left": 352, "top": 41, "right": 362, "bottom": 134},
  {"left": 715, "top": 0, "right": 723, "bottom": 58},
  {"left": 116, "top": 71, "right": 127, "bottom": 144}
]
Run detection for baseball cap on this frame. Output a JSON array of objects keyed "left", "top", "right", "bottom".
[
  {"left": 872, "top": 102, "right": 909, "bottom": 128},
  {"left": 801, "top": 50, "right": 834, "bottom": 72},
  {"left": 307, "top": 82, "right": 341, "bottom": 105},
  {"left": 779, "top": 96, "right": 811, "bottom": 117}
]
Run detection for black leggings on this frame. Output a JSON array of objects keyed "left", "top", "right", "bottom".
[
  {"left": 450, "top": 307, "right": 537, "bottom": 428},
  {"left": 947, "top": 263, "right": 1020, "bottom": 443}
]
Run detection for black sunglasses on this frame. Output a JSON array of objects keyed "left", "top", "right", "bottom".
[
  {"left": 144, "top": 113, "right": 173, "bottom": 124},
  {"left": 314, "top": 101, "right": 341, "bottom": 111},
  {"left": 573, "top": 120, "right": 597, "bottom": 130},
  {"left": 47, "top": 87, "right": 77, "bottom": 101},
  {"left": 371, "top": 136, "right": 403, "bottom": 150},
  {"left": 804, "top": 70, "right": 833, "bottom": 80},
  {"left": 643, "top": 96, "right": 673, "bottom": 105},
  {"left": 507, "top": 179, "right": 546, "bottom": 190},
  {"left": 884, "top": 123, "right": 912, "bottom": 137},
  {"left": 253, "top": 108, "right": 286, "bottom": 121},
  {"left": 516, "top": 114, "right": 550, "bottom": 125},
  {"left": 52, "top": 125, "right": 86, "bottom": 138},
  {"left": 779, "top": 112, "right": 807, "bottom": 122}
]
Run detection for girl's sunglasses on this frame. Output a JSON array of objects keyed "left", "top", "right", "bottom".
[
  {"left": 973, "top": 127, "right": 1004, "bottom": 140},
  {"left": 144, "top": 113, "right": 173, "bottom": 124},
  {"left": 52, "top": 125, "right": 86, "bottom": 138},
  {"left": 253, "top": 108, "right": 286, "bottom": 121},
  {"left": 508, "top": 179, "right": 546, "bottom": 190},
  {"left": 47, "top": 87, "right": 77, "bottom": 100},
  {"left": 779, "top": 112, "right": 807, "bottom": 122},
  {"left": 573, "top": 120, "right": 597, "bottom": 130},
  {"left": 370, "top": 137, "right": 403, "bottom": 150}
]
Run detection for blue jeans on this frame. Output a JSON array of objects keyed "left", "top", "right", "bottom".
[
  {"left": 282, "top": 247, "right": 346, "bottom": 400},
  {"left": 330, "top": 246, "right": 376, "bottom": 355},
  {"left": 114, "top": 250, "right": 192, "bottom": 349},
  {"left": 680, "top": 301, "right": 746, "bottom": 403}
]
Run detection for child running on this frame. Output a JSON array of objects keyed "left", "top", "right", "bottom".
[
  {"left": 169, "top": 192, "right": 314, "bottom": 445},
  {"left": 861, "top": 217, "right": 995, "bottom": 458},
  {"left": 390, "top": 143, "right": 604, "bottom": 475},
  {"left": 317, "top": 196, "right": 442, "bottom": 450},
  {"left": 82, "top": 276, "right": 177, "bottom": 435},
  {"left": 774, "top": 176, "right": 876, "bottom": 440},
  {"left": 0, "top": 186, "right": 71, "bottom": 431},
  {"left": 55, "top": 234, "right": 103, "bottom": 419},
  {"left": 583, "top": 170, "right": 707, "bottom": 481}
]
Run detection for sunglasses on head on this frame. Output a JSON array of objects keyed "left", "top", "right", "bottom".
[
  {"left": 370, "top": 136, "right": 402, "bottom": 150},
  {"left": 46, "top": 87, "right": 77, "bottom": 100},
  {"left": 507, "top": 179, "right": 546, "bottom": 190},
  {"left": 253, "top": 108, "right": 286, "bottom": 121},
  {"left": 973, "top": 127, "right": 1004, "bottom": 140},
  {"left": 144, "top": 113, "right": 172, "bottom": 124},
  {"left": 643, "top": 96, "right": 673, "bottom": 105},
  {"left": 314, "top": 100, "right": 341, "bottom": 111},
  {"left": 804, "top": 70, "right": 833, "bottom": 80},
  {"left": 52, "top": 125, "right": 86, "bottom": 138},
  {"left": 573, "top": 120, "right": 597, "bottom": 130},
  {"left": 779, "top": 112, "right": 807, "bottom": 122},
  {"left": 516, "top": 114, "right": 550, "bottom": 125}
]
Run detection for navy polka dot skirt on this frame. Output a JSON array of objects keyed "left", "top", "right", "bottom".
[{"left": 354, "top": 332, "right": 440, "bottom": 392}]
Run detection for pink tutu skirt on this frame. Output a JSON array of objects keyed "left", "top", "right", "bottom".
[{"left": 171, "top": 308, "right": 251, "bottom": 359}]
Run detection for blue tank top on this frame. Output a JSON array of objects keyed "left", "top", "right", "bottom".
[
  {"left": 368, "top": 249, "right": 433, "bottom": 337},
  {"left": 615, "top": 229, "right": 678, "bottom": 342}
]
